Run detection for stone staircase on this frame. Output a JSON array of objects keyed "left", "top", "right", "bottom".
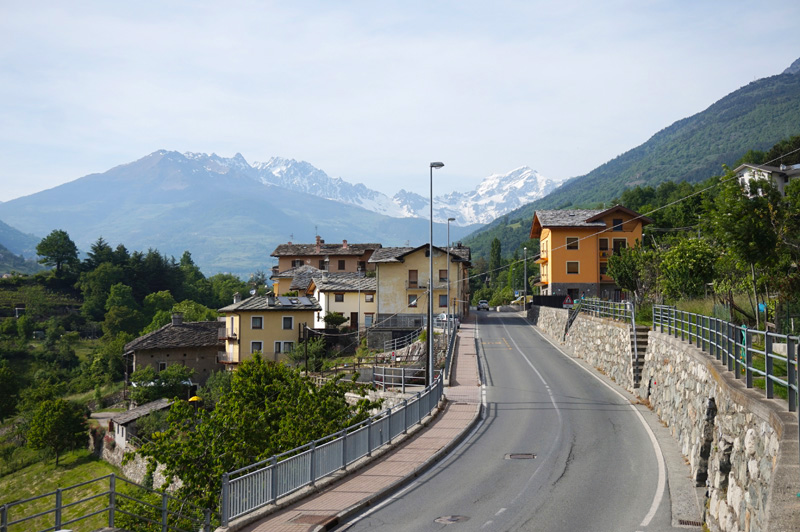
[{"left": 631, "top": 325, "right": 649, "bottom": 388}]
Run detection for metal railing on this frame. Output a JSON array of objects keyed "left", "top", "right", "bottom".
[
  {"left": 383, "top": 327, "right": 423, "bottom": 352},
  {"left": 220, "top": 375, "right": 445, "bottom": 526},
  {"left": 374, "top": 314, "right": 426, "bottom": 329},
  {"left": 579, "top": 297, "right": 634, "bottom": 322},
  {"left": 373, "top": 366, "right": 426, "bottom": 392},
  {"left": 0, "top": 473, "right": 211, "bottom": 532},
  {"left": 653, "top": 305, "right": 800, "bottom": 412}
]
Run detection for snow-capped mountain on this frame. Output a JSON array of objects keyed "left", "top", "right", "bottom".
[{"left": 161, "top": 152, "right": 559, "bottom": 226}]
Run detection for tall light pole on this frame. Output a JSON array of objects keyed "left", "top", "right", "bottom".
[
  {"left": 428, "top": 161, "right": 444, "bottom": 387},
  {"left": 523, "top": 247, "right": 528, "bottom": 311},
  {"left": 446, "top": 217, "right": 455, "bottom": 346}
]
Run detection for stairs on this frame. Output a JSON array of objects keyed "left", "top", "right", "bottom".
[{"left": 631, "top": 325, "right": 649, "bottom": 388}]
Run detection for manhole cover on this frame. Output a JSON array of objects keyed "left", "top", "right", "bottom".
[
  {"left": 435, "top": 515, "right": 470, "bottom": 524},
  {"left": 505, "top": 453, "right": 536, "bottom": 460}
]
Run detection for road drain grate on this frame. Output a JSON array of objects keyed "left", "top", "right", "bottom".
[
  {"left": 678, "top": 519, "right": 704, "bottom": 527},
  {"left": 505, "top": 453, "right": 536, "bottom": 460},
  {"left": 435, "top": 515, "right": 470, "bottom": 524}
]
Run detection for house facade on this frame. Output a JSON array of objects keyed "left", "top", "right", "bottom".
[
  {"left": 123, "top": 314, "right": 223, "bottom": 386},
  {"left": 218, "top": 294, "right": 321, "bottom": 365},
  {"left": 270, "top": 264, "right": 320, "bottom": 297},
  {"left": 270, "top": 236, "right": 381, "bottom": 277},
  {"left": 530, "top": 206, "right": 650, "bottom": 300},
  {"left": 368, "top": 244, "right": 471, "bottom": 327},
  {"left": 306, "top": 272, "right": 377, "bottom": 331},
  {"left": 734, "top": 163, "right": 800, "bottom": 196}
]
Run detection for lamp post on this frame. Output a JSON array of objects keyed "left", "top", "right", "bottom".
[
  {"left": 524, "top": 247, "right": 527, "bottom": 311},
  {"left": 428, "top": 161, "right": 444, "bottom": 387},
  {"left": 357, "top": 266, "right": 362, "bottom": 347},
  {"left": 446, "top": 217, "right": 455, "bottom": 346}
]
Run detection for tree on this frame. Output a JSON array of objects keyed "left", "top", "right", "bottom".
[
  {"left": 489, "top": 238, "right": 502, "bottom": 282},
  {"left": 27, "top": 399, "right": 87, "bottom": 466},
  {"left": 131, "top": 354, "right": 380, "bottom": 509},
  {"left": 102, "top": 283, "right": 143, "bottom": 337},
  {"left": 323, "top": 311, "right": 349, "bottom": 330},
  {"left": 286, "top": 336, "right": 326, "bottom": 371},
  {"left": 0, "top": 362, "right": 18, "bottom": 422},
  {"left": 659, "top": 238, "right": 716, "bottom": 300},
  {"left": 130, "top": 364, "right": 194, "bottom": 405},
  {"left": 84, "top": 237, "right": 114, "bottom": 270},
  {"left": 36, "top": 230, "right": 79, "bottom": 274},
  {"left": 607, "top": 243, "right": 661, "bottom": 307}
]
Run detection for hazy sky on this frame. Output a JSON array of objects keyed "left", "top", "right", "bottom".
[{"left": 1, "top": 0, "right": 798, "bottom": 202}]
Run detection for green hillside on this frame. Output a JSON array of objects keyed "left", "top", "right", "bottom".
[
  {"left": 464, "top": 67, "right": 800, "bottom": 260},
  {"left": 0, "top": 218, "right": 40, "bottom": 259},
  {"left": 0, "top": 242, "right": 43, "bottom": 275}
]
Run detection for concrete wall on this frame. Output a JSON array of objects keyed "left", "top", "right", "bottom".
[{"left": 527, "top": 304, "right": 800, "bottom": 532}]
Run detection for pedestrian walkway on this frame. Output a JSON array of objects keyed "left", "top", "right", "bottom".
[{"left": 231, "top": 317, "right": 482, "bottom": 532}]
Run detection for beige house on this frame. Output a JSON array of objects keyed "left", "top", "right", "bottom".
[
  {"left": 218, "top": 294, "right": 321, "bottom": 365},
  {"left": 270, "top": 236, "right": 381, "bottom": 277},
  {"left": 124, "top": 314, "right": 223, "bottom": 386},
  {"left": 306, "top": 272, "right": 377, "bottom": 331},
  {"left": 368, "top": 244, "right": 471, "bottom": 327}
]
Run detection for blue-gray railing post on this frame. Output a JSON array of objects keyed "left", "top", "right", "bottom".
[
  {"left": 161, "top": 492, "right": 168, "bottom": 532},
  {"left": 270, "top": 456, "right": 278, "bottom": 504},
  {"left": 1, "top": 503, "right": 6, "bottom": 532},
  {"left": 416, "top": 392, "right": 422, "bottom": 424},
  {"left": 310, "top": 441, "right": 317, "bottom": 485},
  {"left": 109, "top": 473, "right": 116, "bottom": 527},
  {"left": 403, "top": 399, "right": 408, "bottom": 434},
  {"left": 220, "top": 472, "right": 229, "bottom": 526},
  {"left": 766, "top": 333, "right": 774, "bottom": 398},
  {"left": 55, "top": 488, "right": 62, "bottom": 530},
  {"left": 726, "top": 322, "right": 734, "bottom": 371},
  {"left": 204, "top": 509, "right": 211, "bottom": 532},
  {"left": 401, "top": 368, "right": 406, "bottom": 394},
  {"left": 789, "top": 339, "right": 797, "bottom": 412},
  {"left": 341, "top": 429, "right": 347, "bottom": 471},
  {"left": 367, "top": 418, "right": 373, "bottom": 457},
  {"left": 744, "top": 327, "right": 753, "bottom": 388}
]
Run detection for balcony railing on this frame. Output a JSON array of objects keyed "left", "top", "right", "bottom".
[{"left": 217, "top": 351, "right": 237, "bottom": 364}]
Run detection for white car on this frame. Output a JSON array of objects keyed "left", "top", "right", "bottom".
[{"left": 477, "top": 300, "right": 489, "bottom": 311}]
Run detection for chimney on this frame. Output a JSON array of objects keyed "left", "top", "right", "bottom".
[
  {"left": 316, "top": 235, "right": 321, "bottom": 253},
  {"left": 171, "top": 313, "right": 183, "bottom": 326},
  {"left": 342, "top": 239, "right": 348, "bottom": 249},
  {"left": 233, "top": 292, "right": 241, "bottom": 304},
  {"left": 457, "top": 241, "right": 462, "bottom": 248}
]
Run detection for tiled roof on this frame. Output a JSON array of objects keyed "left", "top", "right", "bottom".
[
  {"left": 533, "top": 209, "right": 608, "bottom": 228},
  {"left": 369, "top": 245, "right": 471, "bottom": 263},
  {"left": 271, "top": 242, "right": 381, "bottom": 257},
  {"left": 311, "top": 272, "right": 377, "bottom": 292},
  {"left": 112, "top": 398, "right": 172, "bottom": 425},
  {"left": 124, "top": 321, "right": 222, "bottom": 353},
  {"left": 270, "top": 265, "right": 321, "bottom": 291},
  {"left": 219, "top": 295, "right": 321, "bottom": 312}
]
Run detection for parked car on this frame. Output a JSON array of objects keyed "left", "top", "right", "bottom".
[{"left": 477, "top": 300, "right": 489, "bottom": 311}]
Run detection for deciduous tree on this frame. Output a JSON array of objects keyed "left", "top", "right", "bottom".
[{"left": 27, "top": 399, "right": 86, "bottom": 466}]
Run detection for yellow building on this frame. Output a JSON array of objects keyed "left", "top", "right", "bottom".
[
  {"left": 218, "top": 294, "right": 320, "bottom": 366},
  {"left": 306, "top": 272, "right": 377, "bottom": 331},
  {"left": 368, "top": 244, "right": 471, "bottom": 325},
  {"left": 270, "top": 236, "right": 381, "bottom": 277},
  {"left": 530, "top": 206, "right": 651, "bottom": 300}
]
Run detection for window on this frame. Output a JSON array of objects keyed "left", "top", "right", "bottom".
[
  {"left": 282, "top": 316, "right": 293, "bottom": 330},
  {"left": 613, "top": 239, "right": 627, "bottom": 253},
  {"left": 365, "top": 313, "right": 374, "bottom": 327},
  {"left": 439, "top": 294, "right": 447, "bottom": 307},
  {"left": 566, "top": 261, "right": 579, "bottom": 274},
  {"left": 338, "top": 259, "right": 346, "bottom": 270},
  {"left": 365, "top": 293, "right": 374, "bottom": 303},
  {"left": 439, "top": 269, "right": 448, "bottom": 282},
  {"left": 566, "top": 237, "right": 579, "bottom": 250},
  {"left": 274, "top": 341, "right": 282, "bottom": 354},
  {"left": 408, "top": 295, "right": 418, "bottom": 308},
  {"left": 319, "top": 259, "right": 326, "bottom": 269},
  {"left": 334, "top": 293, "right": 344, "bottom": 303},
  {"left": 612, "top": 218, "right": 623, "bottom": 231},
  {"left": 408, "top": 270, "right": 418, "bottom": 288},
  {"left": 251, "top": 316, "right": 263, "bottom": 329},
  {"left": 599, "top": 238, "right": 608, "bottom": 251},
  {"left": 358, "top": 261, "right": 366, "bottom": 271},
  {"left": 283, "top": 342, "right": 293, "bottom": 353},
  {"left": 251, "top": 341, "right": 262, "bottom": 354},
  {"left": 292, "top": 259, "right": 304, "bottom": 267},
  {"left": 158, "top": 361, "right": 167, "bottom": 372},
  {"left": 600, "top": 262, "right": 608, "bottom": 275}
]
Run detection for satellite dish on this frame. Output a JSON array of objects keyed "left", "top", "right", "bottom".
[{"left": 250, "top": 289, "right": 256, "bottom": 295}]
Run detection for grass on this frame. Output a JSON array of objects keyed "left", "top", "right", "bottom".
[{"left": 0, "top": 449, "right": 121, "bottom": 532}]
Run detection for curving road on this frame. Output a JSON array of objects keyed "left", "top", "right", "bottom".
[{"left": 337, "top": 311, "right": 691, "bottom": 532}]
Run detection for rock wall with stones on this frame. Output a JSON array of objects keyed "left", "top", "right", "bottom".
[
  {"left": 638, "top": 331, "right": 798, "bottom": 532},
  {"left": 526, "top": 305, "right": 568, "bottom": 339}
]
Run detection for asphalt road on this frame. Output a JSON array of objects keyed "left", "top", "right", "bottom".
[{"left": 336, "top": 311, "right": 693, "bottom": 532}]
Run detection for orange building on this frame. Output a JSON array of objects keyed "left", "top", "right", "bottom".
[{"left": 529, "top": 206, "right": 651, "bottom": 301}]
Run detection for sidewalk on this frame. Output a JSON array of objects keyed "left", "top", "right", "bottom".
[{"left": 231, "top": 317, "right": 482, "bottom": 532}]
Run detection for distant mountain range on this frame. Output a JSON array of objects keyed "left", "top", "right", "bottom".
[{"left": 461, "top": 56, "right": 800, "bottom": 259}]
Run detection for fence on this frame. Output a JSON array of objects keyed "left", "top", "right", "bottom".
[
  {"left": 652, "top": 305, "right": 800, "bottom": 411},
  {"left": 220, "top": 375, "right": 445, "bottom": 526},
  {"left": 383, "top": 327, "right": 423, "bottom": 352},
  {"left": 373, "top": 366, "right": 426, "bottom": 391},
  {"left": 0, "top": 473, "right": 211, "bottom": 532}
]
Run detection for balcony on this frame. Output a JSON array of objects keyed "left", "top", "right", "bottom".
[
  {"left": 406, "top": 280, "right": 425, "bottom": 290},
  {"left": 217, "top": 351, "right": 237, "bottom": 364},
  {"left": 535, "top": 253, "right": 548, "bottom": 264},
  {"left": 218, "top": 328, "right": 237, "bottom": 341}
]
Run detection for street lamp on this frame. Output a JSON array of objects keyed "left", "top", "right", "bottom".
[
  {"left": 446, "top": 217, "right": 455, "bottom": 346},
  {"left": 524, "top": 247, "right": 527, "bottom": 311},
  {"left": 428, "top": 161, "right": 444, "bottom": 387}
]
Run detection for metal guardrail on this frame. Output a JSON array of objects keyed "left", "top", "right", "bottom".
[
  {"left": 653, "top": 305, "right": 800, "bottom": 410},
  {"left": 373, "top": 366, "right": 426, "bottom": 391},
  {"left": 220, "top": 375, "right": 444, "bottom": 526},
  {"left": 0, "top": 473, "right": 211, "bottom": 532},
  {"left": 579, "top": 297, "right": 634, "bottom": 322},
  {"left": 383, "top": 327, "right": 423, "bottom": 352}
]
